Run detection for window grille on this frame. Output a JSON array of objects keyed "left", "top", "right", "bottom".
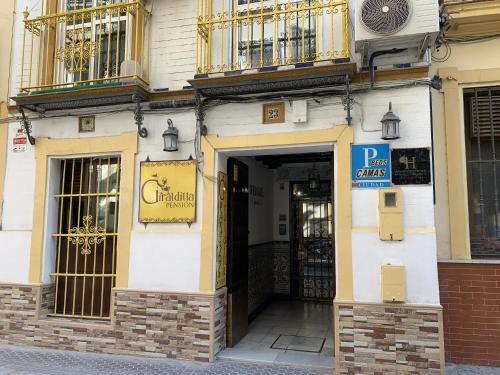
[
  {"left": 291, "top": 181, "right": 334, "bottom": 300},
  {"left": 50, "top": 157, "right": 121, "bottom": 319},
  {"left": 465, "top": 86, "right": 500, "bottom": 259}
]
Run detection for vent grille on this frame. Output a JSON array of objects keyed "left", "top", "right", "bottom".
[{"left": 360, "top": 0, "right": 411, "bottom": 35}]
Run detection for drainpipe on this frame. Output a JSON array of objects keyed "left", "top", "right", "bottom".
[{"left": 369, "top": 48, "right": 407, "bottom": 88}]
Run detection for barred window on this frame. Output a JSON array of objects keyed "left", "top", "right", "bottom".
[
  {"left": 50, "top": 157, "right": 121, "bottom": 319},
  {"left": 465, "top": 86, "right": 500, "bottom": 259}
]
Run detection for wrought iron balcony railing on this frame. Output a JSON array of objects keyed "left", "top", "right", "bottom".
[
  {"left": 196, "top": 0, "right": 349, "bottom": 75},
  {"left": 20, "top": 1, "right": 151, "bottom": 94}
]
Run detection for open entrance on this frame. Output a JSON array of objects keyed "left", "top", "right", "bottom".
[{"left": 219, "top": 150, "right": 335, "bottom": 368}]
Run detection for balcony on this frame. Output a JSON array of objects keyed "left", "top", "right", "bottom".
[
  {"left": 195, "top": 0, "right": 350, "bottom": 76},
  {"left": 15, "top": 1, "right": 151, "bottom": 110},
  {"left": 443, "top": 0, "right": 500, "bottom": 37}
]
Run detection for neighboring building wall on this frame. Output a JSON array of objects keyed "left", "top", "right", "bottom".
[
  {"left": 438, "top": 262, "right": 500, "bottom": 366},
  {"left": 430, "top": 4, "right": 500, "bottom": 364},
  {"left": 0, "top": 0, "right": 14, "bottom": 230},
  {"left": 0, "top": 0, "right": 14, "bottom": 101},
  {"left": 431, "top": 38, "right": 500, "bottom": 261}
]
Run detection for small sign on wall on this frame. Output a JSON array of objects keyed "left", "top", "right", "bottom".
[
  {"left": 391, "top": 148, "right": 431, "bottom": 185},
  {"left": 79, "top": 116, "right": 95, "bottom": 133},
  {"left": 13, "top": 128, "right": 27, "bottom": 152},
  {"left": 139, "top": 159, "right": 197, "bottom": 223},
  {"left": 351, "top": 144, "right": 391, "bottom": 188},
  {"left": 263, "top": 102, "right": 285, "bottom": 124}
]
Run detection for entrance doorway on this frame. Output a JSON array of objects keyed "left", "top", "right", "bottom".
[{"left": 220, "top": 152, "right": 335, "bottom": 368}]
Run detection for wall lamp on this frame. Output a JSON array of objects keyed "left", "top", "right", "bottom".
[
  {"left": 381, "top": 102, "right": 401, "bottom": 140},
  {"left": 163, "top": 119, "right": 179, "bottom": 152}
]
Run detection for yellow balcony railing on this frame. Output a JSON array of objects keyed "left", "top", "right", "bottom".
[
  {"left": 20, "top": 1, "right": 151, "bottom": 94},
  {"left": 196, "top": 0, "right": 349, "bottom": 75}
]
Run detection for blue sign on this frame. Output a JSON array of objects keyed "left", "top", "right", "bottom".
[{"left": 351, "top": 144, "right": 391, "bottom": 188}]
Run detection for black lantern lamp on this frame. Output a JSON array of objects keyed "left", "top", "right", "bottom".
[
  {"left": 381, "top": 102, "right": 401, "bottom": 140},
  {"left": 308, "top": 164, "right": 321, "bottom": 191},
  {"left": 163, "top": 119, "right": 179, "bottom": 152}
]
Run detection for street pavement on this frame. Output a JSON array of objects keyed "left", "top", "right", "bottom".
[{"left": 0, "top": 345, "right": 499, "bottom": 374}]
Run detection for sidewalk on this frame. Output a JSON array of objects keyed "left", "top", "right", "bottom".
[
  {"left": 0, "top": 345, "right": 332, "bottom": 375},
  {"left": 0, "top": 345, "right": 498, "bottom": 375}
]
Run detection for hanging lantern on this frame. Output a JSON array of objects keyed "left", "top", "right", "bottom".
[
  {"left": 163, "top": 119, "right": 179, "bottom": 152},
  {"left": 308, "top": 165, "right": 321, "bottom": 191},
  {"left": 381, "top": 102, "right": 401, "bottom": 140}
]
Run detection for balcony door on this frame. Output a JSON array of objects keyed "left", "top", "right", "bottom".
[{"left": 59, "top": 0, "right": 127, "bottom": 84}]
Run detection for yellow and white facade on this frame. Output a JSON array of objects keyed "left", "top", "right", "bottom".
[{"left": 0, "top": 0, "right": 448, "bottom": 373}]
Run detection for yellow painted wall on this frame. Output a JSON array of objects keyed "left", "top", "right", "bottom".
[
  {"left": 0, "top": 0, "right": 14, "bottom": 101},
  {"left": 430, "top": 38, "right": 500, "bottom": 260},
  {"left": 0, "top": 0, "right": 14, "bottom": 226}
]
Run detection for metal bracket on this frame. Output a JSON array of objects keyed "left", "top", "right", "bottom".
[
  {"left": 195, "top": 94, "right": 207, "bottom": 136},
  {"left": 342, "top": 74, "right": 354, "bottom": 126},
  {"left": 132, "top": 94, "right": 148, "bottom": 138},
  {"left": 17, "top": 106, "right": 35, "bottom": 145}
]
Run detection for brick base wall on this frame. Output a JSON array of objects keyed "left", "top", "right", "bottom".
[
  {"left": 438, "top": 262, "right": 500, "bottom": 366},
  {"left": 335, "top": 302, "right": 444, "bottom": 374},
  {"left": 0, "top": 283, "right": 227, "bottom": 362}
]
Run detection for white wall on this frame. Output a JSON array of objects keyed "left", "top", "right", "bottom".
[
  {"left": 8, "top": 0, "right": 197, "bottom": 98},
  {"left": 0, "top": 108, "right": 203, "bottom": 292},
  {"left": 241, "top": 157, "right": 273, "bottom": 246},
  {"left": 3, "top": 0, "right": 439, "bottom": 303},
  {"left": 273, "top": 176, "right": 290, "bottom": 242},
  {"left": 206, "top": 85, "right": 440, "bottom": 306}
]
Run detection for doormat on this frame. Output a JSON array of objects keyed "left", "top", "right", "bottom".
[{"left": 271, "top": 335, "right": 325, "bottom": 353}]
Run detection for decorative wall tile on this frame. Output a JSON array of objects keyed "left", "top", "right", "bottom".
[
  {"left": 273, "top": 242, "right": 290, "bottom": 295},
  {"left": 336, "top": 302, "right": 443, "bottom": 374},
  {"left": 248, "top": 243, "right": 274, "bottom": 315},
  {"left": 0, "top": 284, "right": 225, "bottom": 362}
]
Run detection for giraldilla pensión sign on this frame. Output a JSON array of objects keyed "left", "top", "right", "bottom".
[{"left": 139, "top": 159, "right": 197, "bottom": 223}]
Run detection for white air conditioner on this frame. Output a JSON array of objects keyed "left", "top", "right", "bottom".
[{"left": 354, "top": 0, "right": 440, "bottom": 62}]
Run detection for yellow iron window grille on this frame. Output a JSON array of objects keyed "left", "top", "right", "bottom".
[{"left": 49, "top": 156, "right": 121, "bottom": 320}]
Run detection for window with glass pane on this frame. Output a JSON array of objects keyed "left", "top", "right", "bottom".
[
  {"left": 464, "top": 86, "right": 500, "bottom": 259},
  {"left": 60, "top": 0, "right": 127, "bottom": 84},
  {"left": 237, "top": 0, "right": 316, "bottom": 69}
]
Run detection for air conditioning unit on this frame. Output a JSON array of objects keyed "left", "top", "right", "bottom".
[{"left": 354, "top": 0, "right": 440, "bottom": 63}]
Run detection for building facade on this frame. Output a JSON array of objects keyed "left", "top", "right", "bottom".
[
  {"left": 0, "top": 0, "right": 447, "bottom": 373},
  {"left": 432, "top": 0, "right": 500, "bottom": 367}
]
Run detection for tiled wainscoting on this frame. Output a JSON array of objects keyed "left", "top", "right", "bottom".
[
  {"left": 248, "top": 243, "right": 275, "bottom": 315},
  {"left": 439, "top": 262, "right": 500, "bottom": 367},
  {"left": 334, "top": 302, "right": 444, "bottom": 374},
  {"left": 0, "top": 283, "right": 227, "bottom": 362},
  {"left": 248, "top": 242, "right": 290, "bottom": 317}
]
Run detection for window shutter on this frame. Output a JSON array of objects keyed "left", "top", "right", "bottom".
[{"left": 470, "top": 94, "right": 500, "bottom": 138}]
